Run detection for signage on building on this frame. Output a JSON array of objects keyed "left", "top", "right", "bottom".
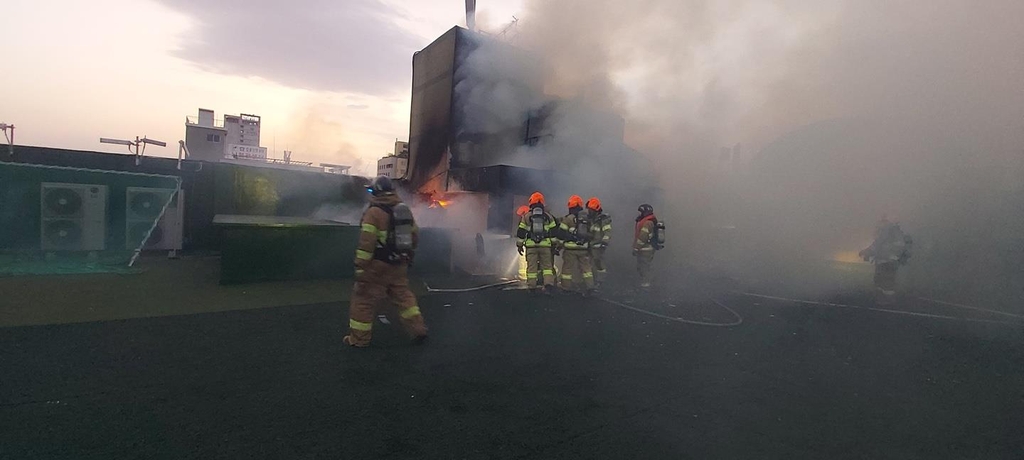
[{"left": 226, "top": 144, "right": 267, "bottom": 160}]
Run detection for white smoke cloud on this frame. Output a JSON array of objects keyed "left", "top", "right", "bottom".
[{"left": 459, "top": 0, "right": 1024, "bottom": 302}]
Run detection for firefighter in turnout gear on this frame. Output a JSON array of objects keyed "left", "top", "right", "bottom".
[
  {"left": 586, "top": 197, "right": 611, "bottom": 286},
  {"left": 633, "top": 204, "right": 662, "bottom": 289},
  {"left": 860, "top": 215, "right": 913, "bottom": 298},
  {"left": 517, "top": 192, "right": 560, "bottom": 293},
  {"left": 344, "top": 176, "right": 428, "bottom": 348},
  {"left": 559, "top": 195, "right": 595, "bottom": 294}
]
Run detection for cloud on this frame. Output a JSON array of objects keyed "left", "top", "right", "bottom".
[
  {"left": 346, "top": 104, "right": 370, "bottom": 110},
  {"left": 155, "top": 0, "right": 421, "bottom": 95}
]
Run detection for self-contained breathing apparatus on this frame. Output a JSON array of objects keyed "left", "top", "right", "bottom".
[
  {"left": 573, "top": 213, "right": 593, "bottom": 244},
  {"left": 652, "top": 220, "right": 666, "bottom": 250},
  {"left": 529, "top": 206, "right": 549, "bottom": 243},
  {"left": 588, "top": 212, "right": 609, "bottom": 248},
  {"left": 371, "top": 202, "right": 416, "bottom": 264}
]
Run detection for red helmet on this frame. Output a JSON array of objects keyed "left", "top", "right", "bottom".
[
  {"left": 586, "top": 197, "right": 602, "bottom": 212},
  {"left": 516, "top": 205, "right": 530, "bottom": 216},
  {"left": 529, "top": 192, "right": 545, "bottom": 206},
  {"left": 567, "top": 195, "right": 584, "bottom": 209}
]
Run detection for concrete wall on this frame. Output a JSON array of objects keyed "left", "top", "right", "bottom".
[{"left": 184, "top": 125, "right": 227, "bottom": 162}]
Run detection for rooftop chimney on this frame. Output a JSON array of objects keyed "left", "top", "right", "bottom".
[{"left": 466, "top": 0, "right": 476, "bottom": 31}]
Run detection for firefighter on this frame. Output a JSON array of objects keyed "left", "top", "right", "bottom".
[
  {"left": 633, "top": 204, "right": 660, "bottom": 289},
  {"left": 586, "top": 197, "right": 611, "bottom": 287},
  {"left": 559, "top": 195, "right": 596, "bottom": 294},
  {"left": 517, "top": 192, "right": 559, "bottom": 293},
  {"left": 515, "top": 205, "right": 530, "bottom": 285},
  {"left": 859, "top": 215, "right": 913, "bottom": 297},
  {"left": 344, "top": 176, "right": 428, "bottom": 348}
]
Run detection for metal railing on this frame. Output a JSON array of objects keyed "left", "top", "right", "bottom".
[{"left": 185, "top": 116, "right": 225, "bottom": 128}]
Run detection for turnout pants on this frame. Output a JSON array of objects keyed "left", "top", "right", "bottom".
[
  {"left": 591, "top": 247, "right": 607, "bottom": 283},
  {"left": 518, "top": 251, "right": 529, "bottom": 284},
  {"left": 561, "top": 249, "right": 595, "bottom": 291},
  {"left": 874, "top": 261, "right": 898, "bottom": 292},
  {"left": 347, "top": 261, "right": 428, "bottom": 347},
  {"left": 525, "top": 247, "right": 555, "bottom": 289},
  {"left": 636, "top": 249, "right": 655, "bottom": 287}
]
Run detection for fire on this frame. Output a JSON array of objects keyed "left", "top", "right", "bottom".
[
  {"left": 832, "top": 250, "right": 867, "bottom": 264},
  {"left": 421, "top": 190, "right": 453, "bottom": 209},
  {"left": 427, "top": 198, "right": 451, "bottom": 209}
]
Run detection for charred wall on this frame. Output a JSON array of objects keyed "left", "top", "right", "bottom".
[
  {"left": 407, "top": 27, "right": 545, "bottom": 191},
  {"left": 407, "top": 27, "right": 458, "bottom": 191}
]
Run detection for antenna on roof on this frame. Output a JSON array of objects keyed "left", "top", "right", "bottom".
[
  {"left": 0, "top": 123, "right": 14, "bottom": 155},
  {"left": 100, "top": 135, "right": 167, "bottom": 166},
  {"left": 496, "top": 16, "right": 520, "bottom": 43}
]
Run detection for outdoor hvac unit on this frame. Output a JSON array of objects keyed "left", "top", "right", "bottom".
[
  {"left": 125, "top": 187, "right": 183, "bottom": 250},
  {"left": 40, "top": 183, "right": 108, "bottom": 251}
]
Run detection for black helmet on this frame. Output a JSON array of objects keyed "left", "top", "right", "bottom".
[
  {"left": 638, "top": 204, "right": 654, "bottom": 216},
  {"left": 367, "top": 176, "right": 395, "bottom": 196}
]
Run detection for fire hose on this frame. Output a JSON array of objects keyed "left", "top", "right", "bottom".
[
  {"left": 424, "top": 279, "right": 520, "bottom": 293},
  {"left": 597, "top": 296, "right": 744, "bottom": 327},
  {"left": 741, "top": 292, "right": 1022, "bottom": 326}
]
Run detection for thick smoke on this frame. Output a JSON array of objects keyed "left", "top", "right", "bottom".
[
  {"left": 474, "top": 0, "right": 1024, "bottom": 303},
  {"left": 451, "top": 33, "right": 659, "bottom": 276}
]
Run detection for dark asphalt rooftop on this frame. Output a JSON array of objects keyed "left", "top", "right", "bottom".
[{"left": 2, "top": 283, "right": 1023, "bottom": 459}]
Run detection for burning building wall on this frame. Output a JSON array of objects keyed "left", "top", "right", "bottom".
[
  {"left": 407, "top": 26, "right": 658, "bottom": 241},
  {"left": 406, "top": 26, "right": 545, "bottom": 195}
]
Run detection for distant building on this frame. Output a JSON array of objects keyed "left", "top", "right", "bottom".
[
  {"left": 376, "top": 140, "right": 410, "bottom": 178},
  {"left": 184, "top": 108, "right": 267, "bottom": 162},
  {"left": 395, "top": 140, "right": 409, "bottom": 156},
  {"left": 224, "top": 113, "right": 261, "bottom": 156},
  {"left": 377, "top": 153, "right": 408, "bottom": 179},
  {"left": 184, "top": 109, "right": 227, "bottom": 162},
  {"left": 321, "top": 163, "right": 352, "bottom": 175},
  {"left": 184, "top": 109, "right": 351, "bottom": 175}
]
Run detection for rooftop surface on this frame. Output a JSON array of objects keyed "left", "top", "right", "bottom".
[{"left": 2, "top": 258, "right": 1022, "bottom": 459}]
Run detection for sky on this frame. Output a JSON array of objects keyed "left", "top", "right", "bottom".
[{"left": 0, "top": 0, "right": 523, "bottom": 175}]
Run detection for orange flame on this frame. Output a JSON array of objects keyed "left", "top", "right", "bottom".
[{"left": 428, "top": 199, "right": 451, "bottom": 209}]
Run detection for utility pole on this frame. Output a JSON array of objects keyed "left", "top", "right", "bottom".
[
  {"left": 100, "top": 135, "right": 167, "bottom": 166},
  {"left": 0, "top": 123, "right": 14, "bottom": 155}
]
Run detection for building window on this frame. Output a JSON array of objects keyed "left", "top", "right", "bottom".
[{"left": 207, "top": 134, "right": 221, "bottom": 142}]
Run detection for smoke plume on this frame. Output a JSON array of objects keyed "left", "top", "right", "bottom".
[{"left": 487, "top": 0, "right": 1024, "bottom": 303}]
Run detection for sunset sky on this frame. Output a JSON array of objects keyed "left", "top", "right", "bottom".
[{"left": 1, "top": 0, "right": 523, "bottom": 175}]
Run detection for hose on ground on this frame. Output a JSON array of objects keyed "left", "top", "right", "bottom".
[
  {"left": 424, "top": 279, "right": 520, "bottom": 293},
  {"left": 741, "top": 292, "right": 1020, "bottom": 326},
  {"left": 597, "top": 296, "right": 743, "bottom": 327}
]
